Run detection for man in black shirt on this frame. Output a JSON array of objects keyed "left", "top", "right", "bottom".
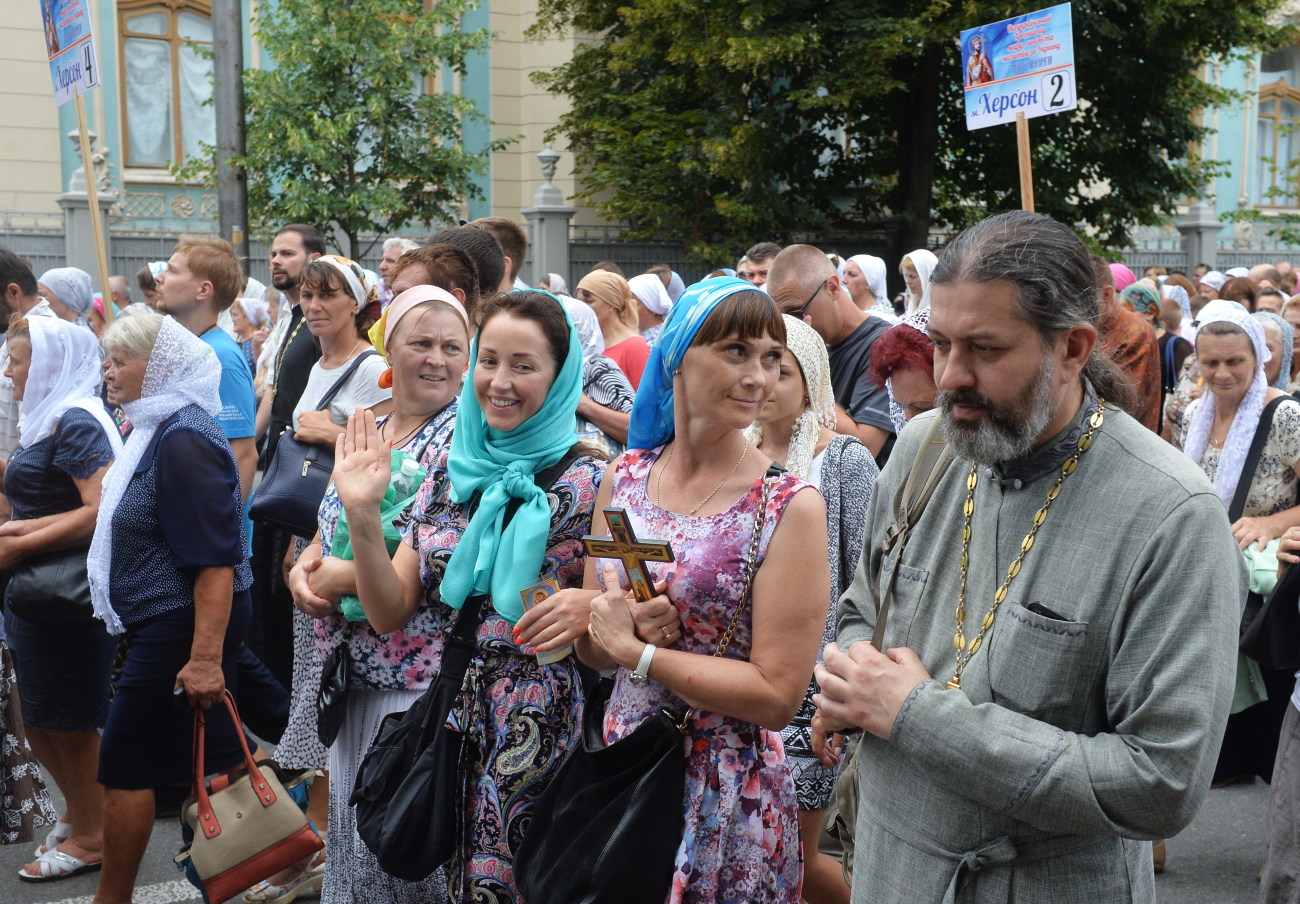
[
  {"left": 768, "top": 244, "right": 896, "bottom": 465},
  {"left": 251, "top": 224, "right": 324, "bottom": 689},
  {"left": 257, "top": 225, "right": 326, "bottom": 464}
]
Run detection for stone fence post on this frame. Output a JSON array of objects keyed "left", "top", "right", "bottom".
[
  {"left": 521, "top": 144, "right": 575, "bottom": 287},
  {"left": 56, "top": 128, "right": 116, "bottom": 279}
]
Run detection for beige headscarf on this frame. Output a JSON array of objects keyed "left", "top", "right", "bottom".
[
  {"left": 577, "top": 270, "right": 638, "bottom": 329},
  {"left": 749, "top": 314, "right": 836, "bottom": 479}
]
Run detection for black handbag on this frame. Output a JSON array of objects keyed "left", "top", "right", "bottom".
[
  {"left": 7, "top": 546, "right": 92, "bottom": 625},
  {"left": 1242, "top": 561, "right": 1300, "bottom": 672},
  {"left": 1232, "top": 397, "right": 1293, "bottom": 645},
  {"left": 316, "top": 625, "right": 353, "bottom": 747},
  {"left": 250, "top": 350, "right": 378, "bottom": 537},
  {"left": 7, "top": 428, "right": 93, "bottom": 625},
  {"left": 349, "top": 447, "right": 583, "bottom": 881},
  {"left": 515, "top": 472, "right": 776, "bottom": 904}
]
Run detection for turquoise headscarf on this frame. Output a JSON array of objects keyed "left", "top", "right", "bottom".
[
  {"left": 441, "top": 290, "right": 583, "bottom": 623},
  {"left": 628, "top": 276, "right": 760, "bottom": 450}
]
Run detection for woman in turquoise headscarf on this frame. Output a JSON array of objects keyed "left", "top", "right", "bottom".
[
  {"left": 579, "top": 277, "right": 830, "bottom": 904},
  {"left": 332, "top": 290, "right": 607, "bottom": 902}
]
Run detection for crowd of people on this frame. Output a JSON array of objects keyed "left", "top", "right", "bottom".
[{"left": 0, "top": 211, "right": 1293, "bottom": 904}]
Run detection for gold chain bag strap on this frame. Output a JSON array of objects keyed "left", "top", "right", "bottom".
[
  {"left": 516, "top": 468, "right": 778, "bottom": 904},
  {"left": 677, "top": 472, "right": 774, "bottom": 728}
]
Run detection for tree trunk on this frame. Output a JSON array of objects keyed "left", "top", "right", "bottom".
[{"left": 890, "top": 43, "right": 945, "bottom": 294}]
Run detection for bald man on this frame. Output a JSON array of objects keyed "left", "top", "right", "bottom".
[{"left": 768, "top": 244, "right": 895, "bottom": 463}]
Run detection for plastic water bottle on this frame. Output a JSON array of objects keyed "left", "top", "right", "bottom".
[{"left": 390, "top": 456, "right": 423, "bottom": 498}]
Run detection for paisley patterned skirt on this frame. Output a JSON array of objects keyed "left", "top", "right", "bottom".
[{"left": 446, "top": 639, "right": 582, "bottom": 904}]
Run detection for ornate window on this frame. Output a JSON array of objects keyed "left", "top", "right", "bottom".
[
  {"left": 1255, "top": 47, "right": 1300, "bottom": 208},
  {"left": 118, "top": 0, "right": 216, "bottom": 169}
]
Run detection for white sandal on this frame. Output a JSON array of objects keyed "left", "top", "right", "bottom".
[
  {"left": 17, "top": 846, "right": 103, "bottom": 882},
  {"left": 32, "top": 820, "right": 72, "bottom": 858}
]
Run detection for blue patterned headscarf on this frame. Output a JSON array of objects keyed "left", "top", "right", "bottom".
[
  {"left": 441, "top": 290, "right": 583, "bottom": 623},
  {"left": 627, "top": 276, "right": 758, "bottom": 450}
]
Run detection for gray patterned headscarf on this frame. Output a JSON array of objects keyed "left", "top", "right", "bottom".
[{"left": 1254, "top": 311, "right": 1294, "bottom": 390}]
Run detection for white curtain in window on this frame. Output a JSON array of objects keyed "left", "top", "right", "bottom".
[
  {"left": 1257, "top": 114, "right": 1274, "bottom": 206},
  {"left": 178, "top": 44, "right": 215, "bottom": 163},
  {"left": 1281, "top": 99, "right": 1298, "bottom": 206},
  {"left": 124, "top": 37, "right": 173, "bottom": 167}
]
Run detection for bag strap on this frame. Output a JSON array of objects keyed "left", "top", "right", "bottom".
[
  {"left": 1228, "top": 396, "right": 1288, "bottom": 523},
  {"left": 192, "top": 690, "right": 277, "bottom": 839},
  {"left": 314, "top": 349, "right": 379, "bottom": 411},
  {"left": 674, "top": 469, "right": 777, "bottom": 731},
  {"left": 1162, "top": 335, "right": 1178, "bottom": 393},
  {"left": 445, "top": 443, "right": 588, "bottom": 646},
  {"left": 872, "top": 419, "right": 955, "bottom": 648}
]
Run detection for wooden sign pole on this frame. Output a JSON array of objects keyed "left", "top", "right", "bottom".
[
  {"left": 73, "top": 91, "right": 114, "bottom": 324},
  {"left": 1016, "top": 111, "right": 1035, "bottom": 213}
]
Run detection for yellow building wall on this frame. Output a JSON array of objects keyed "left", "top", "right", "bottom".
[
  {"left": 0, "top": 5, "right": 66, "bottom": 216},
  {"left": 487, "top": 4, "right": 600, "bottom": 225}
]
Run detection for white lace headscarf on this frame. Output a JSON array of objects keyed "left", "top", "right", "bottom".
[
  {"left": 1162, "top": 283, "right": 1192, "bottom": 324},
  {"left": 18, "top": 317, "right": 123, "bottom": 454},
  {"left": 88, "top": 315, "right": 221, "bottom": 634},
  {"left": 748, "top": 315, "right": 834, "bottom": 479},
  {"left": 1183, "top": 304, "right": 1270, "bottom": 509},
  {"left": 886, "top": 308, "right": 932, "bottom": 434}
]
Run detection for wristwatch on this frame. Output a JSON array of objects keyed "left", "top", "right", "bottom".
[{"left": 630, "top": 643, "right": 655, "bottom": 684}]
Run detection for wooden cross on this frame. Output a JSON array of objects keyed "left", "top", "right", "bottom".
[{"left": 582, "top": 508, "right": 674, "bottom": 603}]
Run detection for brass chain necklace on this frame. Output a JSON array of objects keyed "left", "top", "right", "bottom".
[
  {"left": 655, "top": 440, "right": 748, "bottom": 516},
  {"left": 270, "top": 313, "right": 308, "bottom": 399},
  {"left": 947, "top": 402, "right": 1105, "bottom": 690}
]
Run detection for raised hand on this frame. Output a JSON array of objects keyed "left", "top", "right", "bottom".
[{"left": 332, "top": 410, "right": 392, "bottom": 513}]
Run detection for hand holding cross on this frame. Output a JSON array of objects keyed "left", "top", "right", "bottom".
[{"left": 582, "top": 508, "right": 674, "bottom": 603}]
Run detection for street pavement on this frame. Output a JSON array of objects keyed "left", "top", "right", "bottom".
[{"left": 0, "top": 774, "right": 1273, "bottom": 903}]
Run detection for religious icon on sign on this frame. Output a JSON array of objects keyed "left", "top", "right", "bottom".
[
  {"left": 965, "top": 33, "right": 995, "bottom": 87},
  {"left": 581, "top": 508, "right": 674, "bottom": 603}
]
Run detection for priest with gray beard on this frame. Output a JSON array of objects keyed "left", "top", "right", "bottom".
[{"left": 814, "top": 210, "right": 1243, "bottom": 904}]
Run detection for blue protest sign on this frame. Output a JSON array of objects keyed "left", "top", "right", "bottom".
[
  {"left": 39, "top": 0, "right": 100, "bottom": 107},
  {"left": 962, "top": 3, "right": 1076, "bottom": 131}
]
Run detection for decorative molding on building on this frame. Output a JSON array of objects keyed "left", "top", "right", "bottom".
[
  {"left": 119, "top": 191, "right": 167, "bottom": 219},
  {"left": 170, "top": 193, "right": 196, "bottom": 218}
]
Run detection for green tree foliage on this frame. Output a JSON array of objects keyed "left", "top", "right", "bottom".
[
  {"left": 214, "top": 0, "right": 503, "bottom": 258},
  {"left": 533, "top": 0, "right": 1286, "bottom": 263}
]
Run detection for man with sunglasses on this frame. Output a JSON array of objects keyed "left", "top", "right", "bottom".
[{"left": 769, "top": 244, "right": 896, "bottom": 464}]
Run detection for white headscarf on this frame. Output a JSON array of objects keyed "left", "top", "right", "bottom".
[
  {"left": 545, "top": 273, "right": 569, "bottom": 296},
  {"left": 18, "top": 317, "right": 123, "bottom": 455},
  {"left": 88, "top": 315, "right": 222, "bottom": 634},
  {"left": 237, "top": 297, "right": 270, "bottom": 328},
  {"left": 1183, "top": 303, "right": 1270, "bottom": 509},
  {"left": 901, "top": 249, "right": 938, "bottom": 313},
  {"left": 747, "top": 315, "right": 835, "bottom": 480},
  {"left": 628, "top": 273, "right": 674, "bottom": 317},
  {"left": 848, "top": 254, "right": 890, "bottom": 309},
  {"left": 561, "top": 294, "right": 604, "bottom": 358}
]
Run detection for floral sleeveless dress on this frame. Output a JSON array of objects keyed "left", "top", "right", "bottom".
[{"left": 601, "top": 447, "right": 809, "bottom": 904}]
